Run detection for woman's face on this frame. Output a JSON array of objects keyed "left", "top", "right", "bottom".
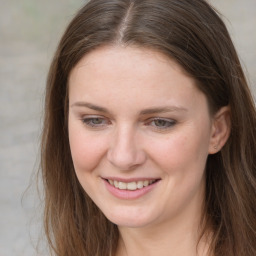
[{"left": 68, "top": 46, "right": 216, "bottom": 228}]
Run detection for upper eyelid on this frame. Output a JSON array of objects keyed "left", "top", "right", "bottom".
[
  {"left": 81, "top": 115, "right": 109, "bottom": 121},
  {"left": 148, "top": 117, "right": 174, "bottom": 120},
  {"left": 81, "top": 114, "right": 105, "bottom": 118},
  {"left": 146, "top": 117, "right": 176, "bottom": 122},
  {"left": 81, "top": 116, "right": 109, "bottom": 122},
  {"left": 80, "top": 115, "right": 109, "bottom": 120}
]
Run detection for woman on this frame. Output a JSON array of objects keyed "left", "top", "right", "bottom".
[{"left": 41, "top": 0, "right": 256, "bottom": 255}]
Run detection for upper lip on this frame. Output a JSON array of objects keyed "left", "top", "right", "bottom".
[{"left": 102, "top": 177, "right": 161, "bottom": 182}]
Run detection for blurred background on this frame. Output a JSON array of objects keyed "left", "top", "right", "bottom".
[{"left": 0, "top": 0, "right": 255, "bottom": 255}]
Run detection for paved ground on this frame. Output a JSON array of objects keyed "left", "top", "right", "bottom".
[{"left": 0, "top": 0, "right": 255, "bottom": 255}]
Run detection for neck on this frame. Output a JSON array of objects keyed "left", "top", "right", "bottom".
[
  {"left": 115, "top": 205, "right": 210, "bottom": 256},
  {"left": 116, "top": 224, "right": 209, "bottom": 256}
]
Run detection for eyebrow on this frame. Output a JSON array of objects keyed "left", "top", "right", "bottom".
[
  {"left": 70, "top": 102, "right": 188, "bottom": 115},
  {"left": 71, "top": 102, "right": 109, "bottom": 113}
]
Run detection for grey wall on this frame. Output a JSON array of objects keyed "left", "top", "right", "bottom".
[
  {"left": 0, "top": 0, "right": 255, "bottom": 255},
  {"left": 211, "top": 0, "right": 256, "bottom": 96}
]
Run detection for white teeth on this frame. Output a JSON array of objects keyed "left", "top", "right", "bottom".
[
  {"left": 137, "top": 181, "right": 144, "bottom": 189},
  {"left": 114, "top": 180, "right": 119, "bottom": 188},
  {"left": 127, "top": 182, "right": 137, "bottom": 190},
  {"left": 108, "top": 179, "right": 156, "bottom": 190},
  {"left": 143, "top": 180, "right": 149, "bottom": 186},
  {"left": 118, "top": 182, "right": 127, "bottom": 190}
]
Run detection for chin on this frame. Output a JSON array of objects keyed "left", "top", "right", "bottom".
[{"left": 102, "top": 208, "right": 157, "bottom": 228}]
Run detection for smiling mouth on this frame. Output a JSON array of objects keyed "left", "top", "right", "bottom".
[{"left": 106, "top": 179, "right": 159, "bottom": 191}]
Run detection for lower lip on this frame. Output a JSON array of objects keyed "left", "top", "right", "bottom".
[{"left": 103, "top": 179, "right": 160, "bottom": 200}]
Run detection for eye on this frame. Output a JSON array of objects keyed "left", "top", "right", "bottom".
[
  {"left": 147, "top": 118, "right": 176, "bottom": 130},
  {"left": 81, "top": 116, "right": 110, "bottom": 128}
]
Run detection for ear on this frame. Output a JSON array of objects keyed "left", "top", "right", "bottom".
[{"left": 208, "top": 106, "right": 231, "bottom": 154}]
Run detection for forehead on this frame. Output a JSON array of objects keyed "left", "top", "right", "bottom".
[
  {"left": 68, "top": 45, "right": 208, "bottom": 114},
  {"left": 70, "top": 45, "right": 187, "bottom": 83}
]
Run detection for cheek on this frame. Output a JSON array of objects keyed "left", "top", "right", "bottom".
[
  {"left": 68, "top": 125, "right": 107, "bottom": 173},
  {"left": 147, "top": 130, "right": 209, "bottom": 173}
]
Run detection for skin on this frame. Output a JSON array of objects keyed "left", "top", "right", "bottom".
[{"left": 68, "top": 45, "right": 230, "bottom": 256}]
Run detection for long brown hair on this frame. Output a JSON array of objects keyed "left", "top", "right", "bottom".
[{"left": 41, "top": 0, "right": 256, "bottom": 255}]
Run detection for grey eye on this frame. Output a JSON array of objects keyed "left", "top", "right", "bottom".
[
  {"left": 149, "top": 118, "right": 176, "bottom": 129},
  {"left": 90, "top": 118, "right": 104, "bottom": 124},
  {"left": 82, "top": 117, "right": 108, "bottom": 127},
  {"left": 154, "top": 119, "right": 169, "bottom": 127}
]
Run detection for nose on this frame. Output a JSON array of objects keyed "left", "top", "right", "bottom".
[{"left": 107, "top": 125, "right": 146, "bottom": 170}]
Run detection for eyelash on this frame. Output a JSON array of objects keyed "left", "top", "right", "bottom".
[
  {"left": 146, "top": 118, "right": 176, "bottom": 130},
  {"left": 81, "top": 116, "right": 110, "bottom": 128},
  {"left": 81, "top": 116, "right": 176, "bottom": 130}
]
